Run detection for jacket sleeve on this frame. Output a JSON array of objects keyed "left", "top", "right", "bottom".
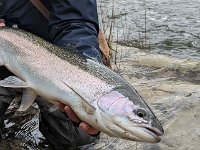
[
  {"left": 46, "top": 0, "right": 102, "bottom": 62},
  {"left": 0, "top": 0, "right": 102, "bottom": 62}
]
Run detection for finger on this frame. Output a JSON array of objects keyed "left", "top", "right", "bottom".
[
  {"left": 56, "top": 102, "right": 65, "bottom": 112},
  {"left": 0, "top": 22, "right": 5, "bottom": 27},
  {"left": 79, "top": 122, "right": 100, "bottom": 135},
  {"left": 64, "top": 105, "right": 81, "bottom": 123}
]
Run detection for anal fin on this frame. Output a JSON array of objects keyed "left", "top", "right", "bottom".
[{"left": 17, "top": 88, "right": 37, "bottom": 111}]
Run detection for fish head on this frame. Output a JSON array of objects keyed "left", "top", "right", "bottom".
[{"left": 97, "top": 86, "right": 164, "bottom": 143}]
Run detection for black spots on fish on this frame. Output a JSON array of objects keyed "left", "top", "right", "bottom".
[
  {"left": 85, "top": 59, "right": 124, "bottom": 85},
  {"left": 2, "top": 28, "right": 88, "bottom": 69},
  {"left": 95, "top": 119, "right": 98, "bottom": 124}
]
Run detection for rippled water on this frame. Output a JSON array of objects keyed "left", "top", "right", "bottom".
[{"left": 98, "top": 0, "right": 200, "bottom": 59}]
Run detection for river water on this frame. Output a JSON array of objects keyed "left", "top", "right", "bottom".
[
  {"left": 1, "top": 0, "right": 200, "bottom": 149},
  {"left": 98, "top": 0, "right": 200, "bottom": 59}
]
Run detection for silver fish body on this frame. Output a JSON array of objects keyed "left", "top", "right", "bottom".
[{"left": 0, "top": 27, "right": 164, "bottom": 143}]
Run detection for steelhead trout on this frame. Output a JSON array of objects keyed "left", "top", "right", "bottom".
[{"left": 0, "top": 27, "right": 164, "bottom": 143}]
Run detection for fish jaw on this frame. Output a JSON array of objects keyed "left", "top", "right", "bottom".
[
  {"left": 94, "top": 110, "right": 163, "bottom": 143},
  {"left": 94, "top": 90, "right": 164, "bottom": 143}
]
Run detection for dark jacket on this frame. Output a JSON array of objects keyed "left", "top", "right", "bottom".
[{"left": 0, "top": 0, "right": 101, "bottom": 62}]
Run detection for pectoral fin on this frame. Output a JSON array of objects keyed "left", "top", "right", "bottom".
[
  {"left": 0, "top": 76, "right": 29, "bottom": 88},
  {"left": 17, "top": 89, "right": 37, "bottom": 111},
  {"left": 61, "top": 80, "right": 96, "bottom": 115}
]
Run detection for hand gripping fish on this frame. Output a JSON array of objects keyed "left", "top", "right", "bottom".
[{"left": 0, "top": 27, "right": 164, "bottom": 143}]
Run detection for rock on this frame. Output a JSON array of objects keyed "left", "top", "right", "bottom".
[{"left": 93, "top": 44, "right": 200, "bottom": 150}]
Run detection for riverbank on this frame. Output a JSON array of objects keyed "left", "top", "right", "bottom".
[{"left": 93, "top": 44, "right": 200, "bottom": 150}]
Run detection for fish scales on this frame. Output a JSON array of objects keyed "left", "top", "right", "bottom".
[
  {"left": 0, "top": 27, "right": 164, "bottom": 143},
  {"left": 0, "top": 28, "right": 111, "bottom": 101}
]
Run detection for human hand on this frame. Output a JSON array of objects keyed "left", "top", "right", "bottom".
[
  {"left": 57, "top": 102, "right": 100, "bottom": 136},
  {"left": 0, "top": 22, "right": 5, "bottom": 27}
]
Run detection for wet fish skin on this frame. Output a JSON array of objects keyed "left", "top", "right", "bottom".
[{"left": 0, "top": 27, "right": 164, "bottom": 143}]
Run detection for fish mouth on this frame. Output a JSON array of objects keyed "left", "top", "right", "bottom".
[{"left": 142, "top": 125, "right": 164, "bottom": 143}]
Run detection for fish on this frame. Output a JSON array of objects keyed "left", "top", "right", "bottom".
[{"left": 0, "top": 27, "right": 164, "bottom": 143}]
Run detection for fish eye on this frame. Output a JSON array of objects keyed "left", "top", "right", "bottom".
[{"left": 136, "top": 108, "right": 147, "bottom": 118}]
